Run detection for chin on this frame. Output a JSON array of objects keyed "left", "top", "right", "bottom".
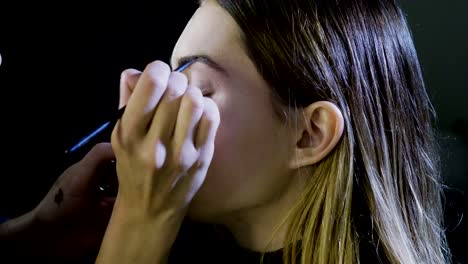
[
  {"left": 186, "top": 168, "right": 232, "bottom": 222},
  {"left": 187, "top": 192, "right": 222, "bottom": 223},
  {"left": 186, "top": 183, "right": 238, "bottom": 224}
]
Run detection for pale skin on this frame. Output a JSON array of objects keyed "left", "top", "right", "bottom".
[{"left": 96, "top": 0, "right": 344, "bottom": 263}]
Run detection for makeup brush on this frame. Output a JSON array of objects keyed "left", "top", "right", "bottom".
[
  {"left": 63, "top": 60, "right": 195, "bottom": 197},
  {"left": 64, "top": 60, "right": 195, "bottom": 155}
]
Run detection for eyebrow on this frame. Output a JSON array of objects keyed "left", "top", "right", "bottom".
[{"left": 174, "top": 55, "right": 226, "bottom": 74}]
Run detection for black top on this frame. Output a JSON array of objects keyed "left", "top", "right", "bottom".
[
  {"left": 5, "top": 189, "right": 465, "bottom": 264},
  {"left": 168, "top": 220, "right": 387, "bottom": 264},
  {"left": 168, "top": 188, "right": 467, "bottom": 264},
  {"left": 169, "top": 221, "right": 286, "bottom": 264}
]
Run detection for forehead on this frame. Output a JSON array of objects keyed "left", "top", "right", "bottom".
[{"left": 171, "top": 1, "right": 242, "bottom": 66}]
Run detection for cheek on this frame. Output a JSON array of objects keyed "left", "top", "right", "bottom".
[
  {"left": 189, "top": 91, "right": 290, "bottom": 218},
  {"left": 194, "top": 106, "right": 259, "bottom": 203},
  {"left": 212, "top": 93, "right": 275, "bottom": 175}
]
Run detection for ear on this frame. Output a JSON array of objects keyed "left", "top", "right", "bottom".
[{"left": 289, "top": 101, "right": 344, "bottom": 169}]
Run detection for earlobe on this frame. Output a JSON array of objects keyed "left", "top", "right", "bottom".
[{"left": 289, "top": 101, "right": 344, "bottom": 169}]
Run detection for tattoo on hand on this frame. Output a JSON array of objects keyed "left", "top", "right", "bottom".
[{"left": 54, "top": 188, "right": 63, "bottom": 206}]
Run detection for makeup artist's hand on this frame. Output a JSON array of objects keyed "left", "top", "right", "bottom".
[
  {"left": 31, "top": 143, "right": 116, "bottom": 259},
  {"left": 96, "top": 61, "right": 220, "bottom": 264}
]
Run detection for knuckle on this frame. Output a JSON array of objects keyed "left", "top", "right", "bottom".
[
  {"left": 138, "top": 141, "right": 168, "bottom": 170},
  {"left": 202, "top": 97, "right": 221, "bottom": 125},
  {"left": 110, "top": 141, "right": 121, "bottom": 157},
  {"left": 184, "top": 87, "right": 204, "bottom": 114},
  {"left": 111, "top": 128, "right": 123, "bottom": 152},
  {"left": 142, "top": 61, "right": 171, "bottom": 90},
  {"left": 172, "top": 150, "right": 188, "bottom": 172},
  {"left": 139, "top": 147, "right": 156, "bottom": 169},
  {"left": 145, "top": 60, "right": 171, "bottom": 76},
  {"left": 153, "top": 140, "right": 168, "bottom": 169},
  {"left": 170, "top": 71, "right": 188, "bottom": 84},
  {"left": 172, "top": 144, "right": 198, "bottom": 172},
  {"left": 165, "top": 72, "right": 188, "bottom": 99},
  {"left": 194, "top": 159, "right": 206, "bottom": 170},
  {"left": 120, "top": 68, "right": 139, "bottom": 81},
  {"left": 120, "top": 69, "right": 141, "bottom": 93},
  {"left": 145, "top": 74, "right": 168, "bottom": 91},
  {"left": 111, "top": 121, "right": 136, "bottom": 151}
]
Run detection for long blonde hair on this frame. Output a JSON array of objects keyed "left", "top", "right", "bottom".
[{"left": 216, "top": 0, "right": 451, "bottom": 263}]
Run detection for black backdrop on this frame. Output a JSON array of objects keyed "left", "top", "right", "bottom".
[{"left": 0, "top": 1, "right": 198, "bottom": 216}]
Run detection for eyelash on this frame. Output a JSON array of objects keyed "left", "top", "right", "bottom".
[
  {"left": 195, "top": 83, "right": 214, "bottom": 98},
  {"left": 201, "top": 89, "right": 214, "bottom": 98},
  {"left": 174, "top": 60, "right": 214, "bottom": 97}
]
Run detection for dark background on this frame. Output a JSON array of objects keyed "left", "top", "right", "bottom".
[
  {"left": 0, "top": 1, "right": 199, "bottom": 215},
  {"left": 0, "top": 0, "right": 466, "bottom": 260}
]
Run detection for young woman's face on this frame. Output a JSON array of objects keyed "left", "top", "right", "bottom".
[{"left": 171, "top": 0, "right": 294, "bottom": 220}]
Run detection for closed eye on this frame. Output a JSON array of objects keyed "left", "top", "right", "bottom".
[{"left": 198, "top": 85, "right": 214, "bottom": 98}]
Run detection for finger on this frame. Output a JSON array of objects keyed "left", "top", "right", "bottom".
[
  {"left": 172, "top": 148, "right": 212, "bottom": 203},
  {"left": 120, "top": 61, "right": 171, "bottom": 144},
  {"left": 173, "top": 86, "right": 204, "bottom": 164},
  {"left": 174, "top": 98, "right": 219, "bottom": 202},
  {"left": 71, "top": 143, "right": 115, "bottom": 188},
  {"left": 195, "top": 97, "right": 221, "bottom": 149},
  {"left": 119, "top": 69, "right": 142, "bottom": 108},
  {"left": 146, "top": 72, "right": 188, "bottom": 144},
  {"left": 81, "top": 143, "right": 115, "bottom": 168}
]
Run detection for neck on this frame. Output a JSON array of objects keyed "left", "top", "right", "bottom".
[{"left": 220, "top": 174, "right": 305, "bottom": 252}]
